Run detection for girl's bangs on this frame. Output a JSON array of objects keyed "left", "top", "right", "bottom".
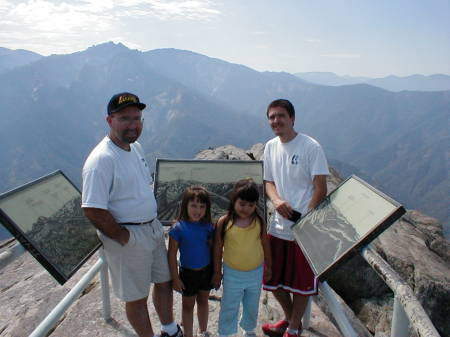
[
  {"left": 187, "top": 189, "right": 210, "bottom": 204},
  {"left": 236, "top": 186, "right": 259, "bottom": 202}
]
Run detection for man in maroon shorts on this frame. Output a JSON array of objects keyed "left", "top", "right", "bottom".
[{"left": 262, "top": 99, "right": 329, "bottom": 337}]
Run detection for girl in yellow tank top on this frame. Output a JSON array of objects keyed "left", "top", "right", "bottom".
[{"left": 213, "top": 178, "right": 272, "bottom": 337}]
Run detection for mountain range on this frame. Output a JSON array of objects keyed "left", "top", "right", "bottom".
[
  {"left": 295, "top": 72, "right": 450, "bottom": 92},
  {"left": 0, "top": 47, "right": 42, "bottom": 74},
  {"left": 0, "top": 42, "right": 448, "bottom": 238}
]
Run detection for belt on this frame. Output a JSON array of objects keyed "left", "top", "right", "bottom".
[{"left": 119, "top": 218, "right": 156, "bottom": 226}]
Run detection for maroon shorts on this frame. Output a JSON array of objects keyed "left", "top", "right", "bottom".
[{"left": 263, "top": 235, "right": 318, "bottom": 295}]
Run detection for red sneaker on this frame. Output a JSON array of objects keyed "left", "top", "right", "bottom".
[{"left": 261, "top": 320, "right": 289, "bottom": 337}]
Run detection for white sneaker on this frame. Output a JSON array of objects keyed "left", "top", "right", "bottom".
[{"left": 199, "top": 331, "right": 211, "bottom": 337}]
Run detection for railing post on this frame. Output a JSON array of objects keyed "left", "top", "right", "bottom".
[
  {"left": 302, "top": 296, "right": 312, "bottom": 329},
  {"left": 391, "top": 295, "right": 410, "bottom": 337},
  {"left": 99, "top": 256, "right": 111, "bottom": 321},
  {"left": 319, "top": 282, "right": 359, "bottom": 337},
  {"left": 0, "top": 241, "right": 26, "bottom": 271}
]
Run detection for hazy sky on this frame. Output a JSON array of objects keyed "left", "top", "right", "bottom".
[{"left": 1, "top": 0, "right": 449, "bottom": 77}]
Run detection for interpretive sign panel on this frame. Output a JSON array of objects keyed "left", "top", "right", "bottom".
[
  {"left": 0, "top": 171, "right": 101, "bottom": 284},
  {"left": 292, "top": 175, "right": 405, "bottom": 281},
  {"left": 154, "top": 159, "right": 265, "bottom": 225}
]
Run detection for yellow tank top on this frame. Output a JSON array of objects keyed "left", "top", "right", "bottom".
[{"left": 223, "top": 217, "right": 264, "bottom": 271}]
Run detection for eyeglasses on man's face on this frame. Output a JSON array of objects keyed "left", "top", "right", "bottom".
[{"left": 113, "top": 116, "right": 145, "bottom": 125}]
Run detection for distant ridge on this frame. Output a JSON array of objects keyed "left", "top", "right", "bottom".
[
  {"left": 0, "top": 47, "right": 42, "bottom": 74},
  {"left": 0, "top": 42, "right": 448, "bottom": 237},
  {"left": 295, "top": 71, "right": 450, "bottom": 92}
]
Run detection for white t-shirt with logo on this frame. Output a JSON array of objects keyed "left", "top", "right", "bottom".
[
  {"left": 264, "top": 133, "right": 329, "bottom": 241},
  {"left": 81, "top": 136, "right": 157, "bottom": 223}
]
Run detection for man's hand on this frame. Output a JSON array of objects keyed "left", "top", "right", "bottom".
[
  {"left": 265, "top": 181, "right": 294, "bottom": 220},
  {"left": 118, "top": 227, "right": 130, "bottom": 246},
  {"left": 273, "top": 198, "right": 293, "bottom": 219},
  {"left": 83, "top": 207, "right": 130, "bottom": 245}
]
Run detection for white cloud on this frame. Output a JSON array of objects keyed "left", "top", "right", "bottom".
[
  {"left": 279, "top": 53, "right": 296, "bottom": 59},
  {"left": 145, "top": 0, "right": 220, "bottom": 20},
  {"left": 251, "top": 31, "right": 266, "bottom": 36},
  {"left": 321, "top": 53, "right": 361, "bottom": 59},
  {"left": 2, "top": 0, "right": 115, "bottom": 36},
  {"left": 0, "top": 0, "right": 220, "bottom": 54}
]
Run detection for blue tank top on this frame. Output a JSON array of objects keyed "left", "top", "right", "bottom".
[{"left": 169, "top": 221, "right": 214, "bottom": 269}]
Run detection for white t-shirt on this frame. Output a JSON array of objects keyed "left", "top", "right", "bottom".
[
  {"left": 81, "top": 136, "right": 157, "bottom": 223},
  {"left": 264, "top": 133, "right": 329, "bottom": 241}
]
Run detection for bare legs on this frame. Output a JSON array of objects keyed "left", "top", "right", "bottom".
[
  {"left": 126, "top": 297, "right": 154, "bottom": 337},
  {"left": 125, "top": 281, "right": 174, "bottom": 337},
  {"left": 272, "top": 289, "right": 309, "bottom": 330},
  {"left": 196, "top": 290, "right": 210, "bottom": 333},
  {"left": 182, "top": 296, "right": 196, "bottom": 337},
  {"left": 182, "top": 290, "right": 210, "bottom": 337},
  {"left": 153, "top": 281, "right": 174, "bottom": 324}
]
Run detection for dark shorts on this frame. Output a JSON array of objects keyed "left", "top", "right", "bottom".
[
  {"left": 179, "top": 264, "right": 213, "bottom": 297},
  {"left": 263, "top": 235, "right": 318, "bottom": 295}
]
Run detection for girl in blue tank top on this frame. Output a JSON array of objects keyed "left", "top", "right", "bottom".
[{"left": 168, "top": 186, "right": 214, "bottom": 337}]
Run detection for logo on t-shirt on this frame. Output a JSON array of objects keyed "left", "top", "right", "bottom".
[{"left": 291, "top": 154, "right": 299, "bottom": 165}]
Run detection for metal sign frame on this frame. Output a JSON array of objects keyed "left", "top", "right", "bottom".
[
  {"left": 292, "top": 175, "right": 405, "bottom": 281},
  {"left": 154, "top": 159, "right": 265, "bottom": 225},
  {"left": 0, "top": 170, "right": 101, "bottom": 284}
]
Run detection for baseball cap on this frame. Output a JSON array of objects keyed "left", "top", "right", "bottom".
[{"left": 107, "top": 92, "right": 146, "bottom": 115}]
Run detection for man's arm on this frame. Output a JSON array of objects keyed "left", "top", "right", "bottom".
[
  {"left": 83, "top": 207, "right": 129, "bottom": 245},
  {"left": 307, "top": 175, "right": 328, "bottom": 210},
  {"left": 265, "top": 180, "right": 293, "bottom": 219}
]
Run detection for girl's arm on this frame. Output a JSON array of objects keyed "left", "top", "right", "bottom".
[
  {"left": 212, "top": 216, "right": 225, "bottom": 289},
  {"left": 168, "top": 236, "right": 184, "bottom": 292},
  {"left": 261, "top": 220, "right": 272, "bottom": 282}
]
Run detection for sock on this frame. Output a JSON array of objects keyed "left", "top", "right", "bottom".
[
  {"left": 161, "top": 322, "right": 178, "bottom": 335},
  {"left": 286, "top": 328, "right": 298, "bottom": 335}
]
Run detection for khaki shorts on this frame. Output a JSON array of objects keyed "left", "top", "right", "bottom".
[{"left": 98, "top": 219, "right": 171, "bottom": 302}]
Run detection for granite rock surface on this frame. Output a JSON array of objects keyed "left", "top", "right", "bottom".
[{"left": 1, "top": 143, "right": 447, "bottom": 337}]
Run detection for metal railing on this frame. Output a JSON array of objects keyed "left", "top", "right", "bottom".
[
  {"left": 0, "top": 241, "right": 441, "bottom": 337},
  {"left": 0, "top": 240, "right": 26, "bottom": 271},
  {"left": 29, "top": 257, "right": 110, "bottom": 337},
  {"left": 361, "top": 246, "right": 441, "bottom": 337},
  {"left": 297, "top": 245, "right": 441, "bottom": 337}
]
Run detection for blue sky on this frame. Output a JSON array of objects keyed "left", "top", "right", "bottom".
[{"left": 0, "top": 0, "right": 449, "bottom": 77}]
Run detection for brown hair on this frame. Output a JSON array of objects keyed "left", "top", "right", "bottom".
[
  {"left": 266, "top": 98, "right": 295, "bottom": 118},
  {"left": 177, "top": 185, "right": 212, "bottom": 224},
  {"left": 220, "top": 178, "right": 265, "bottom": 240}
]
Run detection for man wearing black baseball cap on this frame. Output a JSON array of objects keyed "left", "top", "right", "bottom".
[{"left": 82, "top": 92, "right": 183, "bottom": 337}]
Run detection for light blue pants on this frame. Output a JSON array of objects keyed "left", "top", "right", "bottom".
[{"left": 218, "top": 263, "right": 263, "bottom": 336}]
